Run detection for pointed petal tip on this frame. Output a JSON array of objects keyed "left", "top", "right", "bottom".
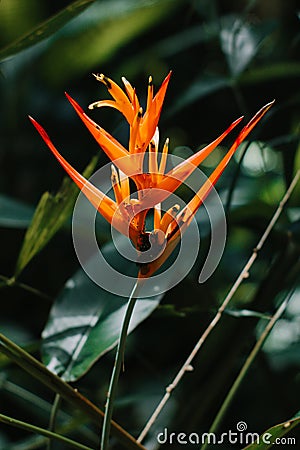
[
  {"left": 233, "top": 115, "right": 244, "bottom": 125},
  {"left": 267, "top": 99, "right": 275, "bottom": 106},
  {"left": 65, "top": 92, "right": 85, "bottom": 115},
  {"left": 260, "top": 99, "right": 275, "bottom": 113},
  {"left": 244, "top": 99, "right": 275, "bottom": 131},
  {"left": 65, "top": 91, "right": 74, "bottom": 104},
  {"left": 258, "top": 99, "right": 276, "bottom": 114},
  {"left": 28, "top": 115, "right": 42, "bottom": 133},
  {"left": 65, "top": 91, "right": 74, "bottom": 102},
  {"left": 163, "top": 70, "right": 172, "bottom": 84},
  {"left": 28, "top": 116, "right": 50, "bottom": 140}
]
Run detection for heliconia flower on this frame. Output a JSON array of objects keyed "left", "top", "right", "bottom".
[
  {"left": 64, "top": 72, "right": 171, "bottom": 181},
  {"left": 29, "top": 74, "right": 274, "bottom": 277}
]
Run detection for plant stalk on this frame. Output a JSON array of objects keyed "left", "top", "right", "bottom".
[
  {"left": 201, "top": 289, "right": 294, "bottom": 450},
  {"left": 0, "top": 413, "right": 93, "bottom": 450},
  {"left": 47, "top": 393, "right": 62, "bottom": 450},
  {"left": 100, "top": 279, "right": 142, "bottom": 450},
  {"left": 0, "top": 333, "right": 146, "bottom": 450}
]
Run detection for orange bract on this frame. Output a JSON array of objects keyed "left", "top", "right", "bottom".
[{"left": 30, "top": 73, "right": 274, "bottom": 277}]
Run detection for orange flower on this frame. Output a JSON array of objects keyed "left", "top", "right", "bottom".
[{"left": 29, "top": 74, "right": 274, "bottom": 277}]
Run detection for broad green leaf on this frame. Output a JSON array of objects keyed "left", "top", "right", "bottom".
[
  {"left": 0, "top": 0, "right": 95, "bottom": 61},
  {"left": 156, "top": 22, "right": 219, "bottom": 58},
  {"left": 41, "top": 239, "right": 166, "bottom": 382},
  {"left": 244, "top": 415, "right": 300, "bottom": 449},
  {"left": 40, "top": 0, "right": 180, "bottom": 85},
  {"left": 14, "top": 156, "right": 98, "bottom": 277},
  {"left": 0, "top": 195, "right": 34, "bottom": 229},
  {"left": 0, "top": 0, "right": 41, "bottom": 47},
  {"left": 168, "top": 75, "right": 229, "bottom": 116},
  {"left": 220, "top": 15, "right": 276, "bottom": 77},
  {"left": 239, "top": 62, "right": 300, "bottom": 84}
]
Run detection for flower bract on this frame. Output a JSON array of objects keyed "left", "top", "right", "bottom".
[{"left": 29, "top": 74, "right": 274, "bottom": 277}]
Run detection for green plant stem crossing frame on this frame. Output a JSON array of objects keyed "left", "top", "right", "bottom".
[{"left": 0, "top": 333, "right": 146, "bottom": 450}]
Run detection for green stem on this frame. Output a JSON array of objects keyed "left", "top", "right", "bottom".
[
  {"left": 0, "top": 413, "right": 93, "bottom": 450},
  {"left": 100, "top": 279, "right": 143, "bottom": 450},
  {"left": 0, "top": 274, "right": 52, "bottom": 301},
  {"left": 225, "top": 140, "right": 251, "bottom": 213},
  {"left": 201, "top": 290, "right": 293, "bottom": 450},
  {"left": 0, "top": 333, "right": 146, "bottom": 450},
  {"left": 1, "top": 379, "right": 98, "bottom": 444},
  {"left": 47, "top": 394, "right": 62, "bottom": 450}
]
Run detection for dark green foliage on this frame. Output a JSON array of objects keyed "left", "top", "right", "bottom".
[{"left": 0, "top": 0, "right": 299, "bottom": 448}]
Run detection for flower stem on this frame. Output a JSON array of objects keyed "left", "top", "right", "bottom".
[
  {"left": 47, "top": 393, "right": 62, "bottom": 450},
  {"left": 100, "top": 279, "right": 143, "bottom": 450},
  {"left": 0, "top": 333, "right": 145, "bottom": 450},
  {"left": 0, "top": 413, "right": 93, "bottom": 450},
  {"left": 0, "top": 274, "right": 52, "bottom": 301}
]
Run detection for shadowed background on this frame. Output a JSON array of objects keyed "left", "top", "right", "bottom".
[{"left": 0, "top": 0, "right": 299, "bottom": 448}]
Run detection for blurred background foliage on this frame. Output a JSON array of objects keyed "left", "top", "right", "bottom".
[{"left": 0, "top": 0, "right": 299, "bottom": 448}]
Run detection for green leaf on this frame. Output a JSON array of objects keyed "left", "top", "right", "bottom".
[
  {"left": 0, "top": 195, "right": 34, "bottom": 229},
  {"left": 0, "top": 0, "right": 96, "bottom": 61},
  {"left": 156, "top": 21, "right": 219, "bottom": 58},
  {"left": 239, "top": 62, "right": 300, "bottom": 84},
  {"left": 168, "top": 75, "right": 229, "bottom": 116},
  {"left": 14, "top": 156, "right": 98, "bottom": 277},
  {"left": 40, "top": 0, "right": 180, "bottom": 85},
  {"left": 220, "top": 15, "right": 276, "bottom": 77},
  {"left": 41, "top": 239, "right": 165, "bottom": 382},
  {"left": 243, "top": 415, "right": 300, "bottom": 449}
]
